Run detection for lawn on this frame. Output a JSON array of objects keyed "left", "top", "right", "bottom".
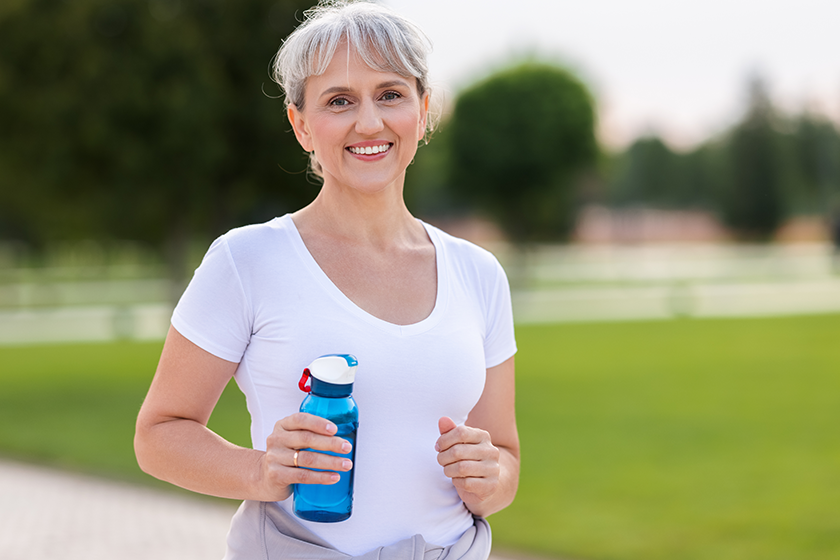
[
  {"left": 1, "top": 314, "right": 839, "bottom": 559},
  {"left": 0, "top": 341, "right": 250, "bottom": 498}
]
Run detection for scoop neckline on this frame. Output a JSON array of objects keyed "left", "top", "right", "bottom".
[{"left": 279, "top": 214, "right": 448, "bottom": 336}]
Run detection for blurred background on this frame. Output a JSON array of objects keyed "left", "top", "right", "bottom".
[{"left": 1, "top": 1, "right": 839, "bottom": 559}]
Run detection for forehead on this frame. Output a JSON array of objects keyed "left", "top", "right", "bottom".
[{"left": 305, "top": 41, "right": 418, "bottom": 96}]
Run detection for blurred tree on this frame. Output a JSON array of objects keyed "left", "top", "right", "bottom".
[
  {"left": 679, "top": 143, "right": 724, "bottom": 210},
  {"left": 404, "top": 124, "right": 456, "bottom": 219},
  {"left": 0, "top": 0, "right": 315, "bottom": 275},
  {"left": 606, "top": 135, "right": 720, "bottom": 210},
  {"left": 598, "top": 78, "right": 840, "bottom": 243},
  {"left": 446, "top": 61, "right": 597, "bottom": 243},
  {"left": 720, "top": 77, "right": 787, "bottom": 239},
  {"left": 789, "top": 112, "right": 840, "bottom": 213},
  {"left": 610, "top": 136, "right": 680, "bottom": 207}
]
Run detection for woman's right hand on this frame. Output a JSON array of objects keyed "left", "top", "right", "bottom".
[{"left": 258, "top": 412, "right": 354, "bottom": 501}]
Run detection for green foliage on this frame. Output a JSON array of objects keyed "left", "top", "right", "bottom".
[
  {"left": 720, "top": 78, "right": 787, "bottom": 239},
  {"left": 603, "top": 77, "right": 840, "bottom": 241},
  {"left": 0, "top": 0, "right": 316, "bottom": 253},
  {"left": 611, "top": 137, "right": 678, "bottom": 206},
  {"left": 404, "top": 126, "right": 456, "bottom": 218},
  {"left": 609, "top": 136, "right": 718, "bottom": 210},
  {"left": 3, "top": 315, "right": 840, "bottom": 559},
  {"left": 789, "top": 112, "right": 840, "bottom": 215},
  {"left": 606, "top": 136, "right": 727, "bottom": 214},
  {"left": 447, "top": 61, "right": 598, "bottom": 243}
]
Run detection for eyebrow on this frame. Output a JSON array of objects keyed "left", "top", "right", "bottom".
[{"left": 318, "top": 80, "right": 412, "bottom": 99}]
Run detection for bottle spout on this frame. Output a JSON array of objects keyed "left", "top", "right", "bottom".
[{"left": 305, "top": 354, "right": 357, "bottom": 385}]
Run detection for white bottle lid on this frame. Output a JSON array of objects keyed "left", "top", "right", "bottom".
[{"left": 307, "top": 354, "right": 357, "bottom": 385}]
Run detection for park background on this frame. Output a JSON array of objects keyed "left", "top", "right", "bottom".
[{"left": 1, "top": 0, "right": 839, "bottom": 559}]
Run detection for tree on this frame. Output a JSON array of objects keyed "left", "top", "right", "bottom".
[
  {"left": 0, "top": 0, "right": 316, "bottom": 274},
  {"left": 789, "top": 111, "right": 840, "bottom": 215},
  {"left": 446, "top": 61, "right": 598, "bottom": 243},
  {"left": 610, "top": 136, "right": 681, "bottom": 207},
  {"left": 720, "top": 77, "right": 787, "bottom": 239},
  {"left": 606, "top": 135, "right": 720, "bottom": 211}
]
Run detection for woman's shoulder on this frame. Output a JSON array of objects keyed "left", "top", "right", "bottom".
[
  {"left": 199, "top": 215, "right": 299, "bottom": 275},
  {"left": 220, "top": 215, "right": 292, "bottom": 244},
  {"left": 213, "top": 215, "right": 296, "bottom": 255},
  {"left": 422, "top": 221, "right": 506, "bottom": 276}
]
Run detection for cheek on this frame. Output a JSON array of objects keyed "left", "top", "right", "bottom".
[
  {"left": 392, "top": 111, "right": 425, "bottom": 144},
  {"left": 308, "top": 116, "right": 346, "bottom": 151}
]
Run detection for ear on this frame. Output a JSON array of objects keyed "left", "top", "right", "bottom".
[
  {"left": 417, "top": 92, "right": 430, "bottom": 141},
  {"left": 288, "top": 104, "right": 314, "bottom": 152}
]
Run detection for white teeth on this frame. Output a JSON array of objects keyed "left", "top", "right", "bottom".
[{"left": 349, "top": 144, "right": 390, "bottom": 155}]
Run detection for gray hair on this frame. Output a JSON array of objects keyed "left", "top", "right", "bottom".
[{"left": 272, "top": 1, "right": 437, "bottom": 176}]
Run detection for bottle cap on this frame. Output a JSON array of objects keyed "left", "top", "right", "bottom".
[{"left": 306, "top": 354, "right": 358, "bottom": 386}]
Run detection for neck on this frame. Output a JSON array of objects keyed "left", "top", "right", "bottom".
[{"left": 293, "top": 174, "right": 425, "bottom": 248}]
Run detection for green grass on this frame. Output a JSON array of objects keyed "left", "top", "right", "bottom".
[
  {"left": 491, "top": 315, "right": 840, "bottom": 560},
  {"left": 1, "top": 315, "right": 839, "bottom": 559},
  {"left": 0, "top": 340, "right": 250, "bottom": 499}
]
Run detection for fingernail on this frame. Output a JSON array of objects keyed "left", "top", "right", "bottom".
[
  {"left": 434, "top": 442, "right": 440, "bottom": 452},
  {"left": 330, "top": 473, "right": 340, "bottom": 483},
  {"left": 342, "top": 459, "right": 352, "bottom": 470},
  {"left": 341, "top": 442, "right": 352, "bottom": 453},
  {"left": 326, "top": 423, "right": 337, "bottom": 434}
]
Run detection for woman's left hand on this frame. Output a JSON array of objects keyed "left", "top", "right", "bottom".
[
  {"left": 435, "top": 416, "right": 502, "bottom": 508},
  {"left": 435, "top": 357, "right": 519, "bottom": 517}
]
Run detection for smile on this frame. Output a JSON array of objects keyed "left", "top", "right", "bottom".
[{"left": 347, "top": 143, "right": 392, "bottom": 155}]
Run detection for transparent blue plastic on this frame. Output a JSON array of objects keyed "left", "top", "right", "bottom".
[{"left": 293, "top": 377, "right": 358, "bottom": 523}]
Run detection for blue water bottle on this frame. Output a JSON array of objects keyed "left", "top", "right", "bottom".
[{"left": 293, "top": 354, "right": 359, "bottom": 523}]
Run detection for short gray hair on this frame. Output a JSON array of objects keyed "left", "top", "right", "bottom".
[{"left": 273, "top": 1, "right": 432, "bottom": 111}]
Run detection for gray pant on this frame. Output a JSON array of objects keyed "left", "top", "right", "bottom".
[{"left": 223, "top": 501, "right": 492, "bottom": 560}]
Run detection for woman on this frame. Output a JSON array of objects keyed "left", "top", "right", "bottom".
[{"left": 134, "top": 1, "right": 519, "bottom": 558}]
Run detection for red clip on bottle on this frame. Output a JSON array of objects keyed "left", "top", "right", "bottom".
[{"left": 293, "top": 354, "right": 358, "bottom": 523}]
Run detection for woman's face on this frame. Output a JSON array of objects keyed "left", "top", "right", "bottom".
[{"left": 288, "top": 42, "right": 429, "bottom": 197}]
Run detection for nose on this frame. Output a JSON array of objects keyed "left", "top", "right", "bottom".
[{"left": 355, "top": 99, "right": 384, "bottom": 135}]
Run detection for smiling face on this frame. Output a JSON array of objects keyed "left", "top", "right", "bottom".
[{"left": 288, "top": 41, "right": 429, "bottom": 197}]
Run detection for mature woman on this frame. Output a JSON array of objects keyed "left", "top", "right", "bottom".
[{"left": 134, "top": 1, "right": 519, "bottom": 558}]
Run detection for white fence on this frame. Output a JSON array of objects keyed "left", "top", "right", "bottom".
[
  {"left": 0, "top": 276, "right": 175, "bottom": 346},
  {"left": 513, "top": 280, "right": 840, "bottom": 323},
  {"left": 1, "top": 242, "right": 839, "bottom": 345}
]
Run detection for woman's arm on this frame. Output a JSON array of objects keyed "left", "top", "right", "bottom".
[
  {"left": 134, "top": 326, "right": 352, "bottom": 501},
  {"left": 435, "top": 355, "right": 520, "bottom": 517}
]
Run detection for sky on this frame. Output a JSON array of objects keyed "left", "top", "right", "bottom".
[{"left": 384, "top": 0, "right": 840, "bottom": 150}]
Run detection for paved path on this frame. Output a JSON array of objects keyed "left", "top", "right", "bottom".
[
  {"left": 0, "top": 460, "right": 522, "bottom": 560},
  {"left": 0, "top": 460, "right": 235, "bottom": 560}
]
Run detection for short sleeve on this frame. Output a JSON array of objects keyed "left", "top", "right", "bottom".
[
  {"left": 171, "top": 235, "right": 253, "bottom": 363},
  {"left": 483, "top": 259, "right": 517, "bottom": 369}
]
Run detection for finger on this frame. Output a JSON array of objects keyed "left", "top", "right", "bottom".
[
  {"left": 290, "top": 465, "right": 342, "bottom": 486},
  {"left": 269, "top": 414, "right": 351, "bottom": 455},
  {"left": 284, "top": 430, "right": 353, "bottom": 455},
  {"left": 452, "top": 474, "right": 499, "bottom": 499},
  {"left": 438, "top": 416, "right": 457, "bottom": 435},
  {"left": 435, "top": 417, "right": 462, "bottom": 452},
  {"left": 443, "top": 458, "right": 491, "bottom": 479},
  {"left": 436, "top": 424, "right": 488, "bottom": 453},
  {"left": 278, "top": 412, "right": 338, "bottom": 436},
  {"left": 292, "top": 448, "right": 353, "bottom": 473},
  {"left": 437, "top": 441, "right": 500, "bottom": 468},
  {"left": 266, "top": 430, "right": 349, "bottom": 461},
  {"left": 262, "top": 449, "right": 344, "bottom": 491}
]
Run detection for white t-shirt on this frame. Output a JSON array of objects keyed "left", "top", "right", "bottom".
[{"left": 172, "top": 214, "right": 517, "bottom": 555}]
